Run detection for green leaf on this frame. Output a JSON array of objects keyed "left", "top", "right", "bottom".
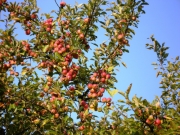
[
  {"left": 107, "top": 89, "right": 118, "bottom": 97},
  {"left": 21, "top": 67, "right": 27, "bottom": 75},
  {"left": 132, "top": 95, "right": 139, "bottom": 107},
  {"left": 99, "top": 21, "right": 105, "bottom": 25},
  {"left": 108, "top": 66, "right": 114, "bottom": 72},
  {"left": 126, "top": 83, "right": 132, "bottom": 95},
  {"left": 175, "top": 56, "right": 179, "bottom": 60},
  {"left": 41, "top": 119, "right": 49, "bottom": 127},
  {"left": 118, "top": 100, "right": 125, "bottom": 103},
  {"left": 118, "top": 91, "right": 125, "bottom": 97},
  {"left": 105, "top": 19, "right": 110, "bottom": 26},
  {"left": 122, "top": 62, "right": 127, "bottom": 68},
  {"left": 43, "top": 45, "right": 49, "bottom": 52}
]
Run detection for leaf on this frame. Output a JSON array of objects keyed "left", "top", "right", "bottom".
[
  {"left": 126, "top": 83, "right": 132, "bottom": 95},
  {"left": 175, "top": 56, "right": 179, "bottom": 60},
  {"left": 118, "top": 100, "right": 125, "bottom": 103},
  {"left": 107, "top": 89, "right": 118, "bottom": 97},
  {"left": 118, "top": 91, "right": 125, "bottom": 97},
  {"left": 156, "top": 71, "right": 160, "bottom": 77},
  {"left": 122, "top": 62, "right": 127, "bottom": 68},
  {"left": 21, "top": 68, "right": 27, "bottom": 75},
  {"left": 99, "top": 21, "right": 105, "bottom": 25},
  {"left": 152, "top": 62, "right": 157, "bottom": 65},
  {"left": 43, "top": 45, "right": 49, "bottom": 52},
  {"left": 132, "top": 95, "right": 139, "bottom": 107},
  {"left": 108, "top": 66, "right": 114, "bottom": 72},
  {"left": 105, "top": 19, "right": 110, "bottom": 26},
  {"left": 41, "top": 119, "right": 49, "bottom": 127},
  {"left": 142, "top": 2, "right": 149, "bottom": 5}
]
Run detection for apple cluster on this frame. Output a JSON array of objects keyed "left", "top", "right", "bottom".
[
  {"left": 59, "top": 20, "right": 70, "bottom": 30},
  {"left": 65, "top": 86, "right": 76, "bottom": 98},
  {"left": 87, "top": 70, "right": 111, "bottom": 99},
  {"left": 43, "top": 18, "right": 53, "bottom": 32},
  {"left": 80, "top": 100, "right": 89, "bottom": 110},
  {"left": 101, "top": 97, "right": 112, "bottom": 106},
  {"left": 38, "top": 90, "right": 68, "bottom": 119},
  {"left": 22, "top": 41, "right": 38, "bottom": 58},
  {"left": 60, "top": 63, "right": 80, "bottom": 83},
  {"left": 53, "top": 38, "right": 69, "bottom": 54}
]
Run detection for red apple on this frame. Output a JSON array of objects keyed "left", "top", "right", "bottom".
[
  {"left": 54, "top": 113, "right": 59, "bottom": 118},
  {"left": 84, "top": 18, "right": 90, "bottom": 24},
  {"left": 106, "top": 97, "right": 111, "bottom": 102},
  {"left": 99, "top": 88, "right": 105, "bottom": 93},
  {"left": 79, "top": 33, "right": 84, "bottom": 40},
  {"left": 117, "top": 33, "right": 124, "bottom": 40},
  {"left": 132, "top": 16, "right": 136, "bottom": 21},
  {"left": 102, "top": 97, "right": 107, "bottom": 103},
  {"left": 154, "top": 118, "right": 161, "bottom": 126},
  {"left": 51, "top": 109, "right": 57, "bottom": 114},
  {"left": 60, "top": 1, "right": 66, "bottom": 7},
  {"left": 25, "top": 29, "right": 30, "bottom": 35},
  {"left": 31, "top": 13, "right": 37, "bottom": 19},
  {"left": 80, "top": 100, "right": 86, "bottom": 106},
  {"left": 79, "top": 125, "right": 85, "bottom": 131},
  {"left": 87, "top": 83, "right": 93, "bottom": 89}
]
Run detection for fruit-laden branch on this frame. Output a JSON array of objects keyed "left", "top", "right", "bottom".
[{"left": 100, "top": 0, "right": 136, "bottom": 69}]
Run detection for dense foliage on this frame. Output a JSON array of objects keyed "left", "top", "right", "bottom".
[{"left": 0, "top": 0, "right": 179, "bottom": 135}]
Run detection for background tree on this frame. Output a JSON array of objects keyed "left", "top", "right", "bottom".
[{"left": 0, "top": 0, "right": 179, "bottom": 135}]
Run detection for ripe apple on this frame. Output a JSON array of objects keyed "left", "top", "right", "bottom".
[
  {"left": 106, "top": 74, "right": 111, "bottom": 79},
  {"left": 25, "top": 29, "right": 30, "bottom": 35},
  {"left": 79, "top": 125, "right": 85, "bottom": 131},
  {"left": 97, "top": 92, "right": 103, "bottom": 97},
  {"left": 54, "top": 113, "right": 59, "bottom": 119},
  {"left": 79, "top": 33, "right": 84, "bottom": 40},
  {"left": 60, "top": 1, "right": 66, "bottom": 8},
  {"left": 99, "top": 88, "right": 105, "bottom": 93},
  {"left": 84, "top": 18, "right": 90, "bottom": 24},
  {"left": 93, "top": 72, "right": 98, "bottom": 77},
  {"left": 102, "top": 97, "right": 107, "bottom": 103},
  {"left": 51, "top": 109, "right": 57, "bottom": 114},
  {"left": 106, "top": 97, "right": 112, "bottom": 102},
  {"left": 83, "top": 104, "right": 89, "bottom": 110},
  {"left": 101, "top": 72, "right": 106, "bottom": 78},
  {"left": 87, "top": 83, "right": 93, "bottom": 89},
  {"left": 76, "top": 29, "right": 81, "bottom": 35},
  {"left": 31, "top": 13, "right": 37, "bottom": 19},
  {"left": 80, "top": 100, "right": 86, "bottom": 106},
  {"left": 90, "top": 88, "right": 96, "bottom": 93},
  {"left": 100, "top": 78, "right": 106, "bottom": 83},
  {"left": 146, "top": 119, "right": 152, "bottom": 125},
  {"left": 154, "top": 118, "right": 161, "bottom": 126},
  {"left": 131, "top": 16, "right": 136, "bottom": 21},
  {"left": 91, "top": 93, "right": 97, "bottom": 98},
  {"left": 117, "top": 33, "right": 124, "bottom": 40}
]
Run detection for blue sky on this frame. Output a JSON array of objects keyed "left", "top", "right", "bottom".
[{"left": 1, "top": 0, "right": 180, "bottom": 103}]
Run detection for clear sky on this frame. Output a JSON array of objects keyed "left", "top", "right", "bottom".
[{"left": 1, "top": 0, "right": 180, "bottom": 103}]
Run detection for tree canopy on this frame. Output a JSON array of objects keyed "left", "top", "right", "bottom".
[{"left": 0, "top": 0, "right": 180, "bottom": 135}]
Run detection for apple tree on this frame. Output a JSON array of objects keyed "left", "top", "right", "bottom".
[{"left": 0, "top": 0, "right": 179, "bottom": 135}]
